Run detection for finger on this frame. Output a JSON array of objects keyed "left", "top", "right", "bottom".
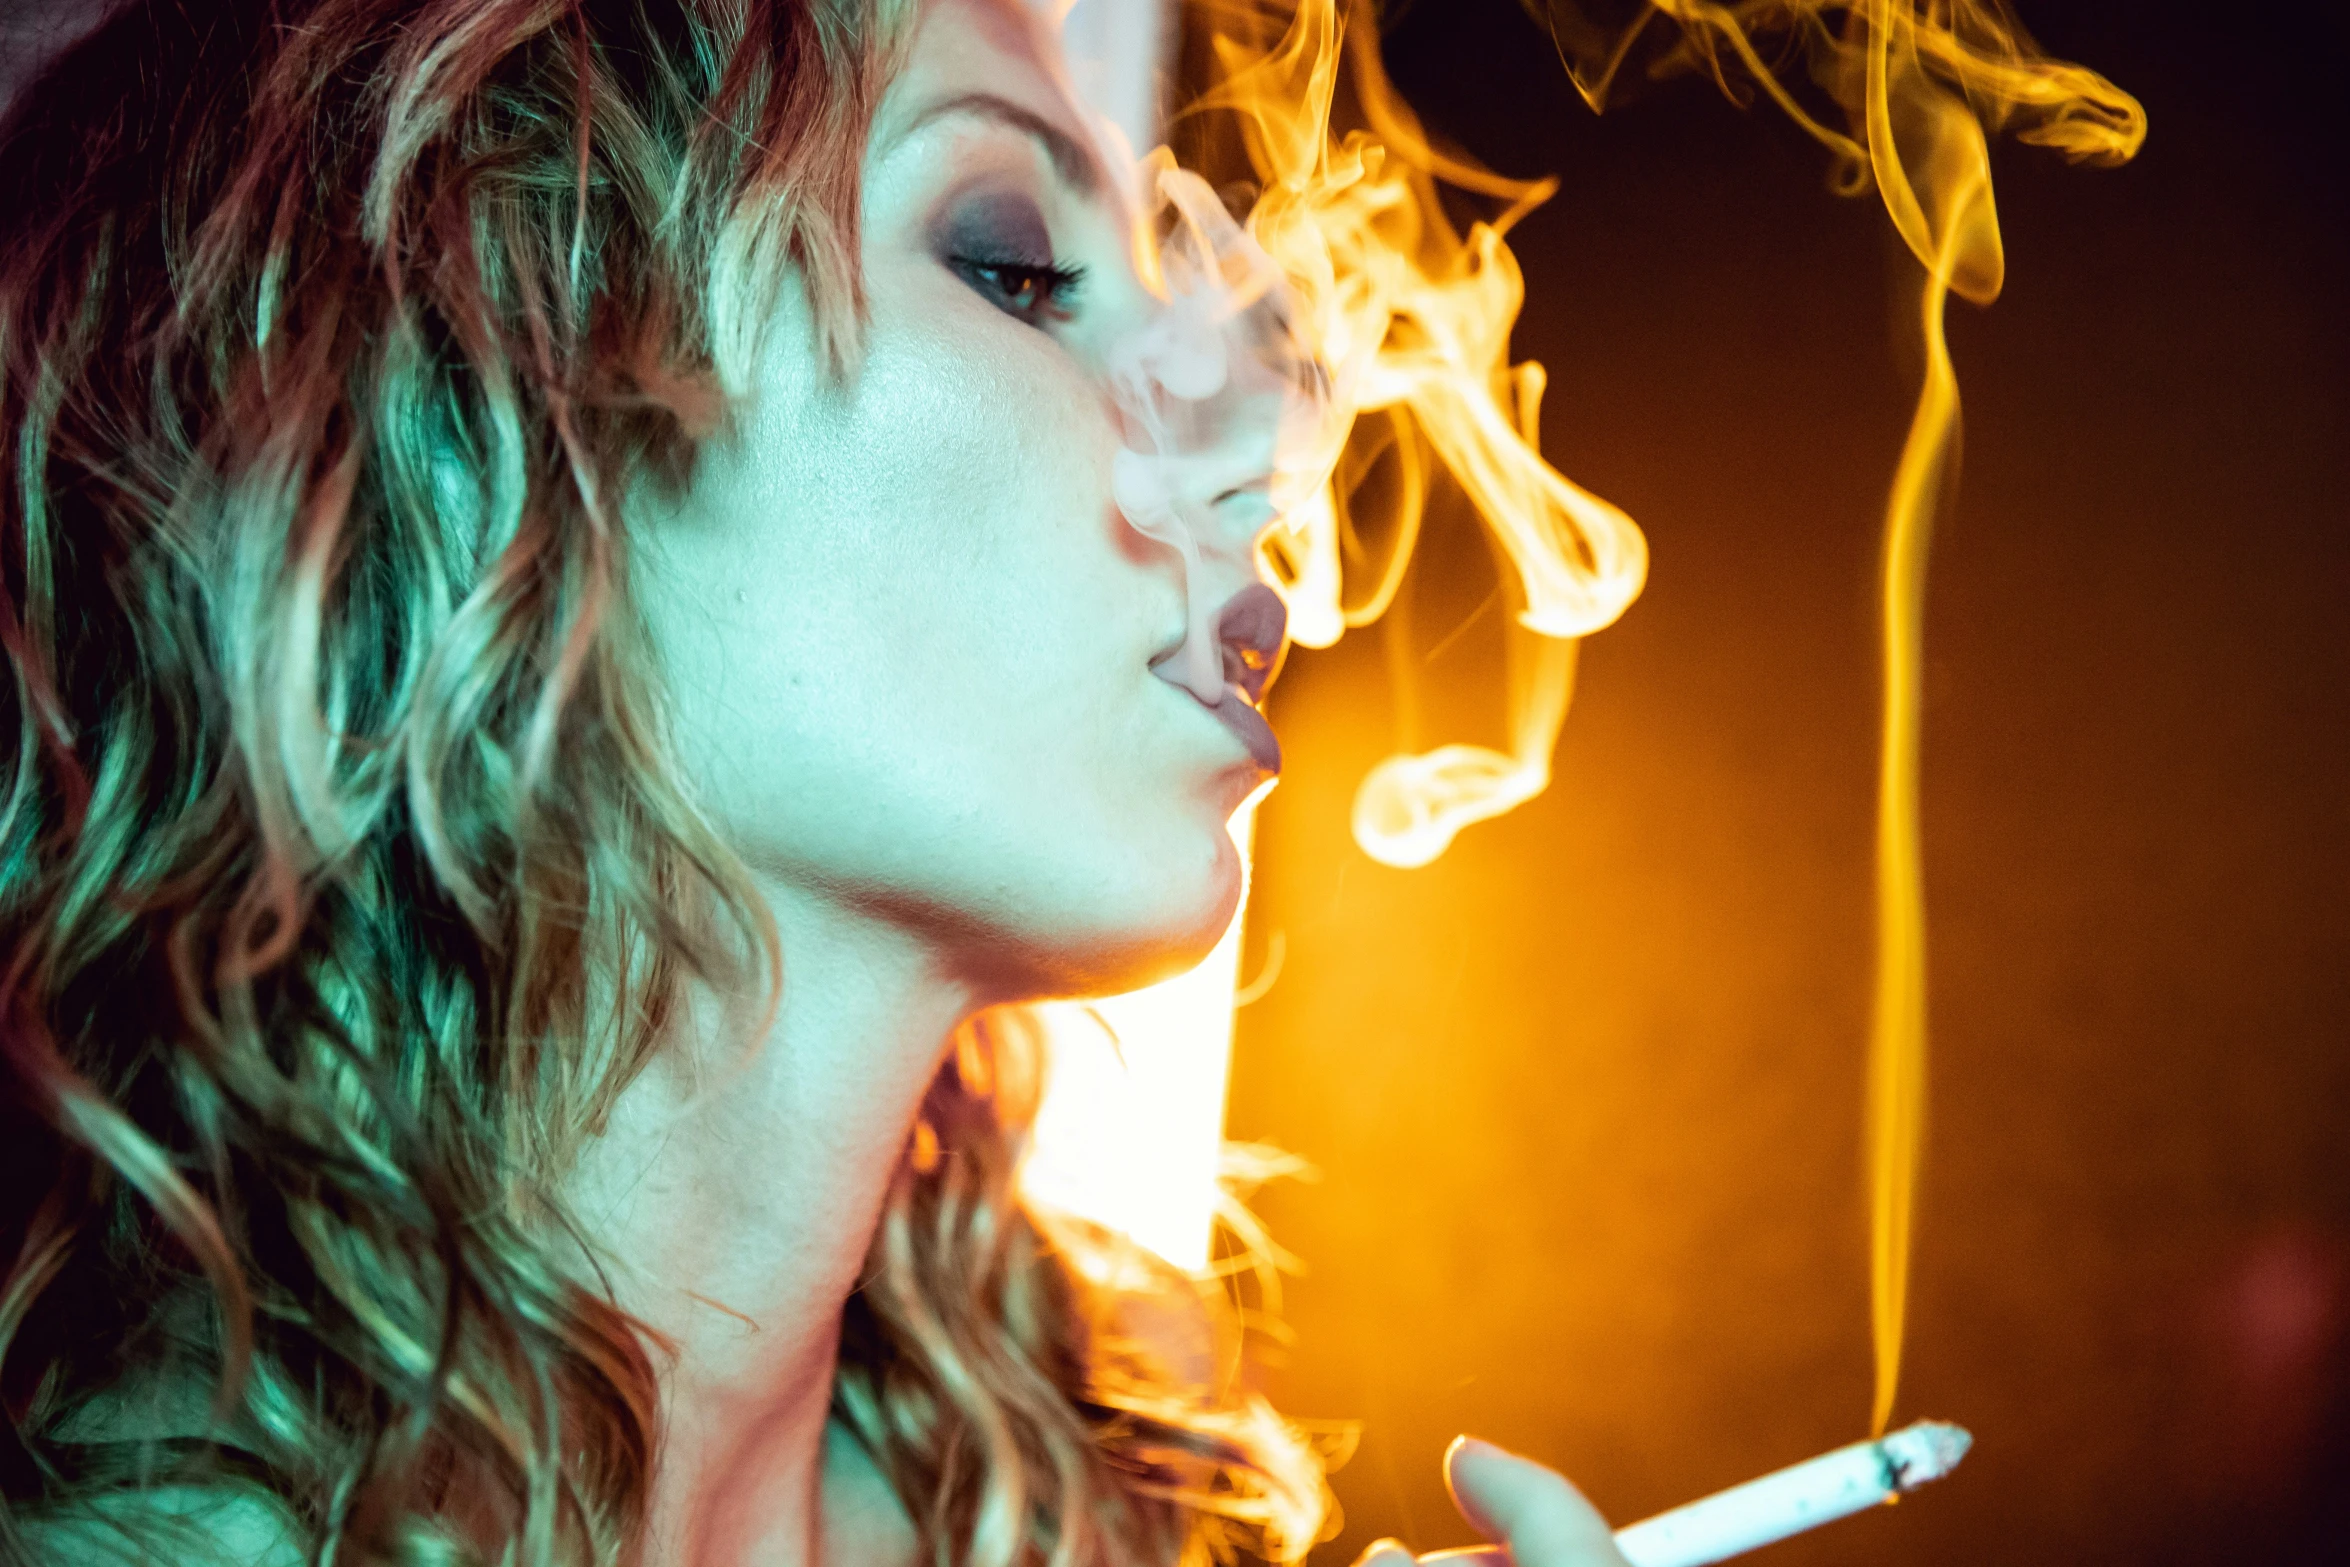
[
  {"left": 1444, "top": 1436, "right": 1630, "bottom": 1567},
  {"left": 1349, "top": 1539, "right": 1421, "bottom": 1567}
]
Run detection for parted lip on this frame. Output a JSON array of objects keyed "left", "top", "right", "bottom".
[
  {"left": 1147, "top": 584, "right": 1288, "bottom": 774},
  {"left": 1214, "top": 582, "right": 1288, "bottom": 708},
  {"left": 1149, "top": 582, "right": 1286, "bottom": 699}
]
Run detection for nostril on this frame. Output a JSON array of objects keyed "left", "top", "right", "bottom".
[{"left": 1210, "top": 478, "right": 1276, "bottom": 522}]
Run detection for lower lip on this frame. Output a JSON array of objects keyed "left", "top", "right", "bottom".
[{"left": 1206, "top": 691, "right": 1282, "bottom": 774}]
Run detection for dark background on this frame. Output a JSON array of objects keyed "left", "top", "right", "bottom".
[{"left": 1232, "top": 2, "right": 2349, "bottom": 1564}]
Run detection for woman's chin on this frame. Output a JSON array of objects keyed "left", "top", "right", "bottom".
[
  {"left": 1013, "top": 846, "right": 1245, "bottom": 1001},
  {"left": 1121, "top": 895, "right": 1241, "bottom": 991}
]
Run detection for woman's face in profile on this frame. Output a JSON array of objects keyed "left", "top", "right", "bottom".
[{"left": 641, "top": 0, "right": 1280, "bottom": 998}]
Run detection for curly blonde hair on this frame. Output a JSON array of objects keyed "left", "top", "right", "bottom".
[{"left": 0, "top": 1, "right": 1326, "bottom": 1562}]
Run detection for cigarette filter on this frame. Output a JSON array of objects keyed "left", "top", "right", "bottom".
[{"left": 1612, "top": 1420, "right": 1973, "bottom": 1567}]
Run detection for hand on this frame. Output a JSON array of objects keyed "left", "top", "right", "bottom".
[{"left": 1347, "top": 1437, "right": 1634, "bottom": 1567}]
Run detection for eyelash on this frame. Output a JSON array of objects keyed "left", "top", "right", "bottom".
[{"left": 948, "top": 256, "right": 1085, "bottom": 325}]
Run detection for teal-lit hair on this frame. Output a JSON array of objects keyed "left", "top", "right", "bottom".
[{"left": 0, "top": 2, "right": 1327, "bottom": 1562}]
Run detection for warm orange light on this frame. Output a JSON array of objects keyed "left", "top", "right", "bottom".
[{"left": 1023, "top": 803, "right": 1262, "bottom": 1271}]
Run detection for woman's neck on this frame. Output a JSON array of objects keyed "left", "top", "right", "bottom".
[{"left": 565, "top": 879, "right": 981, "bottom": 1567}]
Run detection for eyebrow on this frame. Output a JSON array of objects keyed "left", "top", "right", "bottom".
[{"left": 895, "top": 91, "right": 1108, "bottom": 200}]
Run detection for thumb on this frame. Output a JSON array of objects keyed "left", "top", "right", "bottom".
[{"left": 1441, "top": 1436, "right": 1627, "bottom": 1567}]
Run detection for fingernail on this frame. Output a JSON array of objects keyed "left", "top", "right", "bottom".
[
  {"left": 1443, "top": 1438, "right": 1512, "bottom": 1541},
  {"left": 1449, "top": 1434, "right": 1509, "bottom": 1466}
]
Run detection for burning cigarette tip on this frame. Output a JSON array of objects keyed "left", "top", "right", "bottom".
[{"left": 1882, "top": 1419, "right": 1973, "bottom": 1490}]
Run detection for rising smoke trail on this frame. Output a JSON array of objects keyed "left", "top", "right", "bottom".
[{"left": 1482, "top": 0, "right": 2142, "bottom": 1435}]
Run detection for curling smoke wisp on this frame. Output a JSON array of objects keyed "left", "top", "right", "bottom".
[
  {"left": 1022, "top": 0, "right": 1652, "bottom": 1266},
  {"left": 1152, "top": 0, "right": 1655, "bottom": 869}
]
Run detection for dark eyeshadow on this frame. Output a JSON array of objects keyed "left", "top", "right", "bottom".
[{"left": 932, "top": 187, "right": 1055, "bottom": 268}]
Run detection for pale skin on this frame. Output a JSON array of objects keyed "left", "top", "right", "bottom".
[{"left": 49, "top": 1, "right": 1633, "bottom": 1563}]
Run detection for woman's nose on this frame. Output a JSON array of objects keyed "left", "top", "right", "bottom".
[
  {"left": 1115, "top": 436, "right": 1290, "bottom": 707},
  {"left": 1102, "top": 240, "right": 1317, "bottom": 706}
]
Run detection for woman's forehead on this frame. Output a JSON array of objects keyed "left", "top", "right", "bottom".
[
  {"left": 877, "top": 0, "right": 1105, "bottom": 185},
  {"left": 893, "top": 0, "right": 1061, "bottom": 108}
]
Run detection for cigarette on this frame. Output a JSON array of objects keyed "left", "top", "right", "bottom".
[{"left": 1611, "top": 1420, "right": 1973, "bottom": 1567}]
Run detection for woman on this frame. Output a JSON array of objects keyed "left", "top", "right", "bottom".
[{"left": 0, "top": 0, "right": 1630, "bottom": 1562}]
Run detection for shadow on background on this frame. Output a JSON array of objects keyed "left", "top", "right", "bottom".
[{"left": 1230, "top": 2, "right": 2350, "bottom": 1562}]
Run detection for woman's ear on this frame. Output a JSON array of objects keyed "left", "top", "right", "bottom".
[
  {"left": 707, "top": 229, "right": 823, "bottom": 404},
  {"left": 0, "top": 0, "right": 115, "bottom": 121}
]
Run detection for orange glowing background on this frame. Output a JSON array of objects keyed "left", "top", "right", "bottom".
[
  {"left": 1037, "top": 0, "right": 2142, "bottom": 1478},
  {"left": 1225, "top": 1, "right": 2349, "bottom": 1564}
]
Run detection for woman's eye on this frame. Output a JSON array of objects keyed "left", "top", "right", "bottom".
[{"left": 949, "top": 256, "right": 1083, "bottom": 326}]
